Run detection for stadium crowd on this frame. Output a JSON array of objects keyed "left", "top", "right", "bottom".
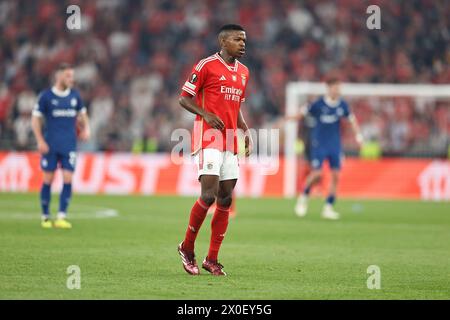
[{"left": 0, "top": 0, "right": 448, "bottom": 157}]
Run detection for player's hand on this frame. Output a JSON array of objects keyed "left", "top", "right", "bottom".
[
  {"left": 79, "top": 128, "right": 90, "bottom": 141},
  {"left": 37, "top": 140, "right": 49, "bottom": 154},
  {"left": 356, "top": 133, "right": 364, "bottom": 146},
  {"left": 244, "top": 133, "right": 253, "bottom": 157},
  {"left": 203, "top": 112, "right": 225, "bottom": 130}
]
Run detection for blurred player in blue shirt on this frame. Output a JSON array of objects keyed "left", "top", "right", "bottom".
[
  {"left": 290, "top": 78, "right": 364, "bottom": 220},
  {"left": 31, "top": 63, "right": 90, "bottom": 228}
]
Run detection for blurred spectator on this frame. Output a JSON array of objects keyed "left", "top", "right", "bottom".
[
  {"left": 0, "top": 84, "right": 14, "bottom": 138},
  {"left": 89, "top": 84, "right": 114, "bottom": 148}
]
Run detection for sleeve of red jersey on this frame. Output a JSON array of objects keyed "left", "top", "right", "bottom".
[{"left": 180, "top": 61, "right": 207, "bottom": 97}]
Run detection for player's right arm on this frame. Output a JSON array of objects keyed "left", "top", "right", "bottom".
[
  {"left": 179, "top": 95, "right": 224, "bottom": 130},
  {"left": 179, "top": 60, "right": 224, "bottom": 130},
  {"left": 31, "top": 93, "right": 49, "bottom": 154}
]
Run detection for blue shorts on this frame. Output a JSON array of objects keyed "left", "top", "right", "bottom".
[
  {"left": 310, "top": 147, "right": 342, "bottom": 170},
  {"left": 41, "top": 151, "right": 77, "bottom": 172}
]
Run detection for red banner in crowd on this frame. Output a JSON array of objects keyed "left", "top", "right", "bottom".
[{"left": 0, "top": 152, "right": 449, "bottom": 200}]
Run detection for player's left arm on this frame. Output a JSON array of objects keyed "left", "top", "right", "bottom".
[
  {"left": 342, "top": 101, "right": 363, "bottom": 146},
  {"left": 77, "top": 111, "right": 90, "bottom": 141},
  {"left": 75, "top": 92, "right": 90, "bottom": 141},
  {"left": 237, "top": 109, "right": 253, "bottom": 157},
  {"left": 347, "top": 112, "right": 364, "bottom": 146}
]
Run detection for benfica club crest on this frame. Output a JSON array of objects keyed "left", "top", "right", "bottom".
[
  {"left": 241, "top": 74, "right": 246, "bottom": 86},
  {"left": 232, "top": 75, "right": 237, "bottom": 82}
]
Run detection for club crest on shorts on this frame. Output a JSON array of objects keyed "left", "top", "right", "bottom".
[{"left": 207, "top": 162, "right": 213, "bottom": 170}]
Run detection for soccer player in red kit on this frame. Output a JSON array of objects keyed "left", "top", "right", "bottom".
[{"left": 177, "top": 24, "right": 252, "bottom": 276}]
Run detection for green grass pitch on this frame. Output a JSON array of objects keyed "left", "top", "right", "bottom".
[{"left": 0, "top": 192, "right": 449, "bottom": 299}]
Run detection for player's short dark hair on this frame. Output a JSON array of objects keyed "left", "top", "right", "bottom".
[
  {"left": 218, "top": 24, "right": 245, "bottom": 34},
  {"left": 325, "top": 77, "right": 340, "bottom": 85},
  {"left": 55, "top": 63, "right": 73, "bottom": 72}
]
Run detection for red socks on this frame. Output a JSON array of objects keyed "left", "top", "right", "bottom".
[
  {"left": 183, "top": 198, "right": 210, "bottom": 252},
  {"left": 183, "top": 198, "right": 231, "bottom": 262},
  {"left": 207, "top": 205, "right": 230, "bottom": 262}
]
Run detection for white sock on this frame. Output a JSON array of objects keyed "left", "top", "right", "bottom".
[{"left": 57, "top": 212, "right": 67, "bottom": 220}]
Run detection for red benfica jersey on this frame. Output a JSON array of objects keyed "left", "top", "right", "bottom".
[{"left": 181, "top": 53, "right": 249, "bottom": 155}]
